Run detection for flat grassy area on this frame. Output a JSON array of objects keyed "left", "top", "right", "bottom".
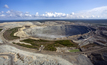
[
  {"left": 0, "top": 29, "right": 2, "bottom": 32},
  {"left": 44, "top": 44, "right": 56, "bottom": 51},
  {"left": 19, "top": 39, "right": 78, "bottom": 51},
  {"left": 21, "top": 39, "right": 49, "bottom": 43},
  {"left": 69, "top": 49, "right": 80, "bottom": 52},
  {"left": 20, "top": 39, "right": 56, "bottom": 51},
  {"left": 13, "top": 42, "right": 38, "bottom": 49},
  {"left": 54, "top": 40, "right": 77, "bottom": 47},
  {"left": 3, "top": 27, "right": 20, "bottom": 40}
]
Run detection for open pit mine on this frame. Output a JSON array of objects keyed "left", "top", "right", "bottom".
[{"left": 0, "top": 21, "right": 107, "bottom": 65}]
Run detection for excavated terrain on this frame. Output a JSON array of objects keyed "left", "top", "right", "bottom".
[
  {"left": 0, "top": 21, "right": 107, "bottom": 65},
  {"left": 24, "top": 25, "right": 95, "bottom": 40}
]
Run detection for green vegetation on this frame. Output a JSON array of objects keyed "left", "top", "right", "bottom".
[
  {"left": 69, "top": 49, "right": 80, "bottom": 52},
  {"left": 3, "top": 27, "right": 20, "bottom": 40},
  {"left": 44, "top": 44, "right": 56, "bottom": 51},
  {"left": 20, "top": 39, "right": 50, "bottom": 46},
  {"left": 0, "top": 29, "right": 2, "bottom": 32},
  {"left": 19, "top": 39, "right": 78, "bottom": 51},
  {"left": 13, "top": 42, "right": 38, "bottom": 49},
  {"left": 20, "top": 39, "right": 54, "bottom": 51},
  {"left": 54, "top": 40, "right": 77, "bottom": 47},
  {"left": 21, "top": 39, "right": 49, "bottom": 43},
  {"left": 9, "top": 27, "right": 20, "bottom": 38}
]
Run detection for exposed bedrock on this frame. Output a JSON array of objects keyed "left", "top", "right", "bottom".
[
  {"left": 76, "top": 54, "right": 93, "bottom": 65},
  {"left": 88, "top": 53, "right": 107, "bottom": 65},
  {"left": 0, "top": 45, "right": 94, "bottom": 65},
  {"left": 24, "top": 25, "right": 95, "bottom": 39}
]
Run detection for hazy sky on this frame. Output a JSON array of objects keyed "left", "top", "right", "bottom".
[{"left": 0, "top": 0, "right": 107, "bottom": 20}]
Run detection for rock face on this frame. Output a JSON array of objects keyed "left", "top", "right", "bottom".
[
  {"left": 0, "top": 39, "right": 2, "bottom": 43},
  {"left": 24, "top": 25, "right": 94, "bottom": 39},
  {"left": 88, "top": 53, "right": 107, "bottom": 65},
  {"left": 0, "top": 45, "right": 94, "bottom": 65},
  {"left": 76, "top": 54, "right": 93, "bottom": 65},
  {"left": 14, "top": 27, "right": 29, "bottom": 38},
  {"left": 0, "top": 56, "right": 10, "bottom": 65},
  {"left": 0, "top": 45, "right": 73, "bottom": 65},
  {"left": 0, "top": 22, "right": 96, "bottom": 65}
]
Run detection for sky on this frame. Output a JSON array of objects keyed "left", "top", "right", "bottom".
[{"left": 0, "top": 0, "right": 107, "bottom": 20}]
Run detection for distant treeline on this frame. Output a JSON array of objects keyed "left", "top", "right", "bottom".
[{"left": 0, "top": 19, "right": 107, "bottom": 23}]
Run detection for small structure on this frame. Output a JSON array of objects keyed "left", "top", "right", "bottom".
[{"left": 39, "top": 45, "right": 45, "bottom": 52}]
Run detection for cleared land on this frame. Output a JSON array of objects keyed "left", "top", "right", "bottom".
[
  {"left": 3, "top": 27, "right": 20, "bottom": 40},
  {"left": 13, "top": 39, "right": 78, "bottom": 51}
]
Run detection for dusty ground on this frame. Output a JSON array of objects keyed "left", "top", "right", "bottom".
[{"left": 0, "top": 21, "right": 100, "bottom": 65}]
